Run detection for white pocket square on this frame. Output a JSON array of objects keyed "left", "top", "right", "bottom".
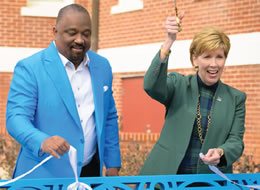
[{"left": 103, "top": 86, "right": 108, "bottom": 92}]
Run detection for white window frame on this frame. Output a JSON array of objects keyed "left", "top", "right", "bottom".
[
  {"left": 21, "top": 0, "right": 74, "bottom": 17},
  {"left": 111, "top": 0, "right": 143, "bottom": 14}
]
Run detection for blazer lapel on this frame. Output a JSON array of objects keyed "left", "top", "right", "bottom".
[
  {"left": 190, "top": 74, "right": 200, "bottom": 111},
  {"left": 202, "top": 81, "right": 232, "bottom": 146},
  {"left": 42, "top": 42, "right": 81, "bottom": 129},
  {"left": 88, "top": 52, "right": 104, "bottom": 138}
]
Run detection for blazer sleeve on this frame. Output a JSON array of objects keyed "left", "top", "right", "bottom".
[
  {"left": 103, "top": 62, "right": 121, "bottom": 168},
  {"left": 6, "top": 61, "right": 49, "bottom": 157},
  {"left": 143, "top": 50, "right": 176, "bottom": 105},
  {"left": 218, "top": 91, "right": 247, "bottom": 168}
]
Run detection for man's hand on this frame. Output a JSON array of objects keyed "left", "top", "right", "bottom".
[
  {"left": 200, "top": 148, "right": 224, "bottom": 166},
  {"left": 41, "top": 136, "right": 70, "bottom": 159},
  {"left": 105, "top": 167, "right": 120, "bottom": 176}
]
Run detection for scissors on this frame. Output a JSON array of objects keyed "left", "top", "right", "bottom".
[{"left": 175, "top": 0, "right": 182, "bottom": 32}]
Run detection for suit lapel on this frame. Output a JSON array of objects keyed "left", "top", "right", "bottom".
[
  {"left": 191, "top": 74, "right": 199, "bottom": 106},
  {"left": 209, "top": 81, "right": 230, "bottom": 130},
  {"left": 42, "top": 42, "right": 81, "bottom": 129},
  {"left": 203, "top": 81, "right": 231, "bottom": 145},
  {"left": 188, "top": 74, "right": 199, "bottom": 119},
  {"left": 88, "top": 51, "right": 104, "bottom": 138}
]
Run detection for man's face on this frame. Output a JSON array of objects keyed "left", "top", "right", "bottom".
[{"left": 53, "top": 10, "right": 91, "bottom": 65}]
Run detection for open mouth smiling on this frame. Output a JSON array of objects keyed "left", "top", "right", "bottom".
[
  {"left": 207, "top": 70, "right": 218, "bottom": 74},
  {"left": 72, "top": 46, "right": 84, "bottom": 53}
]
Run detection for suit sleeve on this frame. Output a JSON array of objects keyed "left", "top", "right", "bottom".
[
  {"left": 143, "top": 50, "right": 176, "bottom": 105},
  {"left": 103, "top": 63, "right": 121, "bottom": 169},
  {"left": 218, "top": 92, "right": 246, "bottom": 168},
  {"left": 6, "top": 61, "right": 49, "bottom": 157}
]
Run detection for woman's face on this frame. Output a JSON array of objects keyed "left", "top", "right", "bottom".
[{"left": 193, "top": 48, "right": 226, "bottom": 86}]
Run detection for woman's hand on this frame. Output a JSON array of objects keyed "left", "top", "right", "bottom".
[
  {"left": 165, "top": 12, "right": 184, "bottom": 41},
  {"left": 160, "top": 12, "right": 184, "bottom": 61},
  {"left": 200, "top": 148, "right": 224, "bottom": 166}
]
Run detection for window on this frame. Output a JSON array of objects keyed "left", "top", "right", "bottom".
[
  {"left": 111, "top": 0, "right": 143, "bottom": 14},
  {"left": 21, "top": 0, "right": 74, "bottom": 17}
]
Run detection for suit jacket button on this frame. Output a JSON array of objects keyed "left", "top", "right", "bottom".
[
  {"left": 80, "top": 139, "right": 84, "bottom": 144},
  {"left": 77, "top": 162, "right": 82, "bottom": 167}
]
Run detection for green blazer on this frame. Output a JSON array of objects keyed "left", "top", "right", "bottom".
[{"left": 139, "top": 51, "right": 246, "bottom": 175}]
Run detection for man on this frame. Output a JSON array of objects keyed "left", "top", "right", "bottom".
[{"left": 6, "top": 4, "right": 121, "bottom": 178}]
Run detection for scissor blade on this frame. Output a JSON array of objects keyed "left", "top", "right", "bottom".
[
  {"left": 174, "top": 0, "right": 181, "bottom": 32},
  {"left": 175, "top": 0, "right": 178, "bottom": 16}
]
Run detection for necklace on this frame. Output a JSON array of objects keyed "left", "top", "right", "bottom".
[{"left": 196, "top": 93, "right": 214, "bottom": 144}]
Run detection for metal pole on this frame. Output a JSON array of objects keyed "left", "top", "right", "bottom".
[{"left": 91, "top": 0, "right": 99, "bottom": 52}]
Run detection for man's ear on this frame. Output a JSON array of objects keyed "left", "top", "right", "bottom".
[{"left": 53, "top": 25, "right": 57, "bottom": 37}]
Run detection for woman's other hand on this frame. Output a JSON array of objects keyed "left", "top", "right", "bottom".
[{"left": 200, "top": 148, "right": 224, "bottom": 166}]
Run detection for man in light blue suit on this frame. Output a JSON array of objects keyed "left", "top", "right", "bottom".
[{"left": 6, "top": 4, "right": 121, "bottom": 178}]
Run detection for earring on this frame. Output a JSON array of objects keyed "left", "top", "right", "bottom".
[{"left": 193, "top": 65, "right": 199, "bottom": 71}]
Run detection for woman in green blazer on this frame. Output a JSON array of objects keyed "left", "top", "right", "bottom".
[{"left": 139, "top": 14, "right": 246, "bottom": 176}]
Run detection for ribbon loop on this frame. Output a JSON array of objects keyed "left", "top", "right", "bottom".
[
  {"left": 68, "top": 146, "right": 92, "bottom": 190},
  {"left": 0, "top": 146, "right": 92, "bottom": 190},
  {"left": 67, "top": 182, "right": 92, "bottom": 190},
  {"left": 200, "top": 153, "right": 260, "bottom": 189}
]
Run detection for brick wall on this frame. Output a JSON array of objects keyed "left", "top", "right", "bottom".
[
  {"left": 0, "top": 0, "right": 91, "bottom": 48},
  {"left": 99, "top": 0, "right": 260, "bottom": 49},
  {"left": 1, "top": 0, "right": 260, "bottom": 49},
  {"left": 0, "top": 73, "right": 12, "bottom": 135}
]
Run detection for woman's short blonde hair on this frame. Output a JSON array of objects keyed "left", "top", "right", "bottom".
[{"left": 189, "top": 27, "right": 231, "bottom": 66}]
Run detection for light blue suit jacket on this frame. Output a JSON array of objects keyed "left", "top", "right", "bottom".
[{"left": 6, "top": 42, "right": 121, "bottom": 178}]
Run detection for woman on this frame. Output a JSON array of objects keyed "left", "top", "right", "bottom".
[{"left": 139, "top": 14, "right": 246, "bottom": 176}]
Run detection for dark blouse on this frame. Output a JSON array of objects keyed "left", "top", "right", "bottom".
[{"left": 177, "top": 74, "right": 218, "bottom": 174}]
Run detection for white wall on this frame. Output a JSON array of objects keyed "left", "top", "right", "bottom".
[
  {"left": 98, "top": 32, "right": 260, "bottom": 73},
  {"left": 0, "top": 47, "right": 42, "bottom": 72},
  {"left": 0, "top": 32, "right": 259, "bottom": 72}
]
